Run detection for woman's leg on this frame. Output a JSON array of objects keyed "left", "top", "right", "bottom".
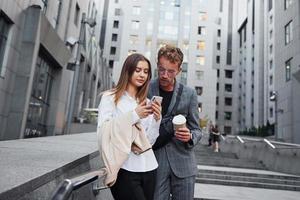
[
  {"left": 214, "top": 142, "right": 219, "bottom": 152},
  {"left": 142, "top": 169, "right": 157, "bottom": 200},
  {"left": 110, "top": 169, "right": 140, "bottom": 200}
]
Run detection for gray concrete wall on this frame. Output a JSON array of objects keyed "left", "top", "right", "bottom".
[
  {"left": 0, "top": 132, "right": 113, "bottom": 200},
  {"left": 220, "top": 136, "right": 300, "bottom": 175}
]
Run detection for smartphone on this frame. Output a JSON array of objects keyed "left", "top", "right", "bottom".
[{"left": 150, "top": 96, "right": 163, "bottom": 104}]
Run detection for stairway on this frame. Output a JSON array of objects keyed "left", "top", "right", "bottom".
[
  {"left": 194, "top": 140, "right": 300, "bottom": 195},
  {"left": 194, "top": 140, "right": 266, "bottom": 170},
  {"left": 196, "top": 165, "right": 300, "bottom": 191}
]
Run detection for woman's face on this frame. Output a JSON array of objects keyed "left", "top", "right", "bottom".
[{"left": 129, "top": 60, "right": 149, "bottom": 88}]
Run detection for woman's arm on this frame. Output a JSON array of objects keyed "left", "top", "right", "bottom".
[{"left": 97, "top": 93, "right": 115, "bottom": 128}]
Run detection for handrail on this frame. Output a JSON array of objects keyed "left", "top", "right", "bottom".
[
  {"left": 263, "top": 139, "right": 276, "bottom": 149},
  {"left": 225, "top": 135, "right": 300, "bottom": 150},
  {"left": 50, "top": 169, "right": 108, "bottom": 200},
  {"left": 236, "top": 136, "right": 244, "bottom": 144}
]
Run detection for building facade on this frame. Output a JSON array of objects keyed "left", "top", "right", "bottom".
[
  {"left": 272, "top": 0, "right": 300, "bottom": 143},
  {"left": 0, "top": 0, "right": 111, "bottom": 140},
  {"left": 233, "top": 0, "right": 300, "bottom": 143}
]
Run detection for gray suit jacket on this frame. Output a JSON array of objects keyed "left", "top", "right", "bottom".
[{"left": 148, "top": 78, "right": 202, "bottom": 178}]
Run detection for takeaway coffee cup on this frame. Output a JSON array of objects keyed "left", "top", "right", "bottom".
[{"left": 172, "top": 114, "right": 186, "bottom": 130}]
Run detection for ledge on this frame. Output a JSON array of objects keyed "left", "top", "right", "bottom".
[{"left": 0, "top": 132, "right": 99, "bottom": 199}]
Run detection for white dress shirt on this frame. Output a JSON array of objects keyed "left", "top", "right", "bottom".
[{"left": 98, "top": 91, "right": 160, "bottom": 172}]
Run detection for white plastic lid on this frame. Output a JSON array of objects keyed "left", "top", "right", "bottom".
[{"left": 172, "top": 114, "right": 186, "bottom": 125}]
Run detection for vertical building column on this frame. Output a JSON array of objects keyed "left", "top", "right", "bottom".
[{"left": 5, "top": 5, "right": 41, "bottom": 139}]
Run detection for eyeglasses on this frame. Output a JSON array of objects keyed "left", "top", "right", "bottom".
[{"left": 157, "top": 66, "right": 177, "bottom": 76}]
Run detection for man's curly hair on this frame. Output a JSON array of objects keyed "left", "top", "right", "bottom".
[{"left": 157, "top": 45, "right": 184, "bottom": 68}]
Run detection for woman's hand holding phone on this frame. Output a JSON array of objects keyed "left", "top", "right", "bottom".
[
  {"left": 150, "top": 96, "right": 162, "bottom": 121},
  {"left": 135, "top": 100, "right": 153, "bottom": 119}
]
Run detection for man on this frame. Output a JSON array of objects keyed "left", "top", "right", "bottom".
[{"left": 148, "top": 45, "right": 202, "bottom": 200}]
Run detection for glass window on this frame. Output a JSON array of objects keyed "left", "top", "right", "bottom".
[
  {"left": 284, "top": 0, "right": 293, "bottom": 10},
  {"left": 217, "top": 42, "right": 221, "bottom": 50},
  {"left": 225, "top": 97, "right": 232, "bottom": 106},
  {"left": 269, "top": 75, "right": 273, "bottom": 85},
  {"left": 131, "top": 20, "right": 140, "bottom": 30},
  {"left": 0, "top": 11, "right": 12, "bottom": 76},
  {"left": 195, "top": 86, "right": 203, "bottom": 95},
  {"left": 110, "top": 46, "right": 116, "bottom": 55},
  {"left": 196, "top": 56, "right": 205, "bottom": 65},
  {"left": 285, "top": 58, "right": 292, "bottom": 81},
  {"left": 269, "top": 107, "right": 273, "bottom": 118},
  {"left": 111, "top": 33, "right": 118, "bottom": 41},
  {"left": 115, "top": 8, "right": 121, "bottom": 16},
  {"left": 25, "top": 53, "right": 54, "bottom": 138},
  {"left": 128, "top": 49, "right": 137, "bottom": 55},
  {"left": 285, "top": 20, "right": 293, "bottom": 45},
  {"left": 197, "top": 40, "right": 205, "bottom": 50},
  {"left": 198, "top": 103, "right": 202, "bottom": 112},
  {"left": 195, "top": 70, "right": 204, "bottom": 80},
  {"left": 133, "top": 6, "right": 141, "bottom": 15},
  {"left": 244, "top": 26, "right": 247, "bottom": 42},
  {"left": 129, "top": 35, "right": 139, "bottom": 45},
  {"left": 165, "top": 12, "right": 174, "bottom": 20},
  {"left": 225, "top": 84, "right": 232, "bottom": 92},
  {"left": 269, "top": 60, "right": 273, "bottom": 69},
  {"left": 199, "top": 11, "right": 207, "bottom": 21},
  {"left": 269, "top": 45, "right": 273, "bottom": 54},
  {"left": 74, "top": 3, "right": 80, "bottom": 26},
  {"left": 225, "top": 70, "right": 233, "bottom": 78},
  {"left": 216, "top": 55, "right": 220, "bottom": 64},
  {"left": 268, "top": 0, "right": 273, "bottom": 11},
  {"left": 113, "top": 20, "right": 119, "bottom": 28},
  {"left": 198, "top": 26, "right": 206, "bottom": 35},
  {"left": 217, "top": 29, "right": 221, "bottom": 37},
  {"left": 109, "top": 60, "right": 114, "bottom": 68},
  {"left": 224, "top": 126, "right": 232, "bottom": 134},
  {"left": 224, "top": 112, "right": 232, "bottom": 120}
]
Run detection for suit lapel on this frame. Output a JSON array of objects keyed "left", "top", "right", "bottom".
[{"left": 166, "top": 80, "right": 180, "bottom": 115}]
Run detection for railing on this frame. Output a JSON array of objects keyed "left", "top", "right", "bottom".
[
  {"left": 227, "top": 135, "right": 300, "bottom": 150},
  {"left": 50, "top": 169, "right": 109, "bottom": 200}
]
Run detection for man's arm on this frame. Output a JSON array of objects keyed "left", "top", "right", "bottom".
[{"left": 186, "top": 89, "right": 202, "bottom": 148}]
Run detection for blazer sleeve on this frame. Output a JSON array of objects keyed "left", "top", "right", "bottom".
[{"left": 186, "top": 89, "right": 202, "bottom": 148}]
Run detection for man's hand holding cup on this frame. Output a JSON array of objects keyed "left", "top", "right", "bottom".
[{"left": 173, "top": 114, "right": 191, "bottom": 142}]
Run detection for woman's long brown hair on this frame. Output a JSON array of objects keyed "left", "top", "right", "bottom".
[{"left": 112, "top": 53, "right": 152, "bottom": 105}]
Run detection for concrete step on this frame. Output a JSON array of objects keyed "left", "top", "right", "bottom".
[
  {"left": 194, "top": 183, "right": 300, "bottom": 200},
  {"left": 198, "top": 173, "right": 300, "bottom": 187},
  {"left": 194, "top": 143, "right": 267, "bottom": 170},
  {"left": 198, "top": 169, "right": 300, "bottom": 181},
  {"left": 196, "top": 167, "right": 300, "bottom": 191},
  {"left": 196, "top": 157, "right": 266, "bottom": 170},
  {"left": 196, "top": 177, "right": 300, "bottom": 191}
]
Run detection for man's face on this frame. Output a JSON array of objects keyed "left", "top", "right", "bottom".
[{"left": 157, "top": 56, "right": 181, "bottom": 91}]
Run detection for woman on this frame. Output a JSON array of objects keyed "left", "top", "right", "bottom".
[
  {"left": 98, "top": 53, "right": 161, "bottom": 200},
  {"left": 212, "top": 125, "right": 220, "bottom": 152}
]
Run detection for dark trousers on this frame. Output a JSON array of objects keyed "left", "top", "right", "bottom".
[{"left": 110, "top": 168, "right": 157, "bottom": 200}]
